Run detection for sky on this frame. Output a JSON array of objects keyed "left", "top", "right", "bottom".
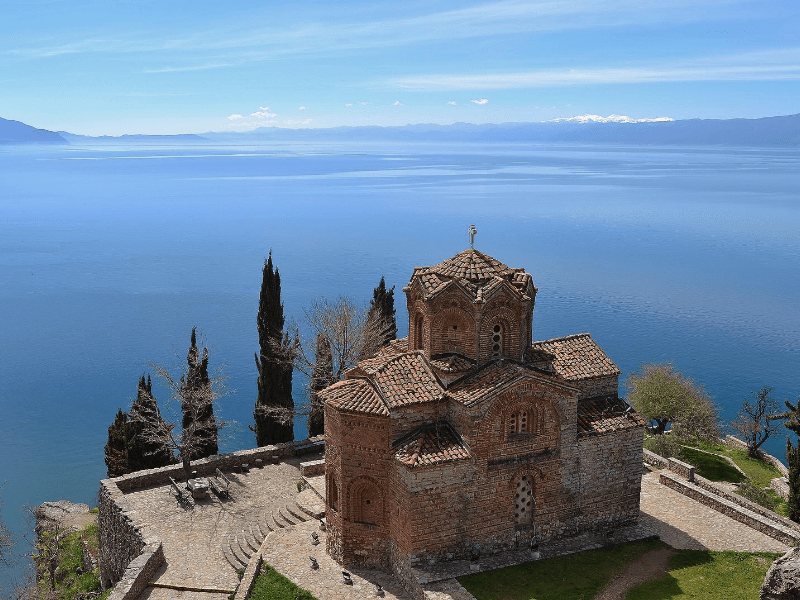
[{"left": 1, "top": 0, "right": 799, "bottom": 135}]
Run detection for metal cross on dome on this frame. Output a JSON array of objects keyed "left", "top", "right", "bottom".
[{"left": 468, "top": 224, "right": 477, "bottom": 248}]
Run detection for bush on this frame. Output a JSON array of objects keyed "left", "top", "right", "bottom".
[{"left": 736, "top": 481, "right": 779, "bottom": 512}]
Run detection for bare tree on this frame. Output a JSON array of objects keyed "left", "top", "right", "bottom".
[
  {"left": 129, "top": 329, "right": 228, "bottom": 478},
  {"left": 294, "top": 297, "right": 388, "bottom": 434},
  {"left": 0, "top": 487, "right": 13, "bottom": 567},
  {"left": 732, "top": 387, "right": 786, "bottom": 457}
]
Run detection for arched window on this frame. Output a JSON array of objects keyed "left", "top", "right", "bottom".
[
  {"left": 508, "top": 410, "right": 529, "bottom": 435},
  {"left": 514, "top": 475, "right": 534, "bottom": 526},
  {"left": 329, "top": 477, "right": 338, "bottom": 512},
  {"left": 414, "top": 314, "right": 424, "bottom": 350},
  {"left": 351, "top": 477, "right": 383, "bottom": 525},
  {"left": 491, "top": 324, "right": 504, "bottom": 358},
  {"left": 509, "top": 413, "right": 517, "bottom": 434}
]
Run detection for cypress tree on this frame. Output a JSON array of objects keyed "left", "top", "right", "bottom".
[
  {"left": 180, "top": 327, "right": 218, "bottom": 460},
  {"left": 127, "top": 374, "right": 173, "bottom": 471},
  {"left": 254, "top": 252, "right": 296, "bottom": 445},
  {"left": 785, "top": 397, "right": 800, "bottom": 522},
  {"left": 104, "top": 408, "right": 129, "bottom": 478},
  {"left": 360, "top": 276, "right": 397, "bottom": 360},
  {"left": 308, "top": 333, "right": 334, "bottom": 437}
]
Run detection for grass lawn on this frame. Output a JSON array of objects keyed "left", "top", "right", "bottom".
[
  {"left": 680, "top": 447, "right": 746, "bottom": 483},
  {"left": 459, "top": 539, "right": 779, "bottom": 600},
  {"left": 250, "top": 564, "right": 318, "bottom": 600},
  {"left": 626, "top": 549, "right": 781, "bottom": 600},
  {"left": 459, "top": 537, "right": 663, "bottom": 600}
]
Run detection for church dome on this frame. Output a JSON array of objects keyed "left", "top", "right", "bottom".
[{"left": 429, "top": 248, "right": 515, "bottom": 283}]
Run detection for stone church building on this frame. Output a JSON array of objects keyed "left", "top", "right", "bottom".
[{"left": 320, "top": 248, "right": 645, "bottom": 572}]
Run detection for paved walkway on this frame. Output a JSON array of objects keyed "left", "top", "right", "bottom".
[
  {"left": 639, "top": 470, "right": 789, "bottom": 553},
  {"left": 122, "top": 465, "right": 787, "bottom": 600}
]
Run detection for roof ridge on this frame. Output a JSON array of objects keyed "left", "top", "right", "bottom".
[{"left": 534, "top": 332, "right": 592, "bottom": 344}]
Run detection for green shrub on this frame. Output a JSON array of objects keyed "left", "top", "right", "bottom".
[{"left": 737, "top": 481, "right": 779, "bottom": 512}]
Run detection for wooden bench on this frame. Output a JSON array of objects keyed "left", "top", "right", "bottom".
[
  {"left": 169, "top": 477, "right": 191, "bottom": 506},
  {"left": 211, "top": 468, "right": 231, "bottom": 499}
]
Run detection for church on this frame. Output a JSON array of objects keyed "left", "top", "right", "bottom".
[{"left": 320, "top": 247, "right": 645, "bottom": 572}]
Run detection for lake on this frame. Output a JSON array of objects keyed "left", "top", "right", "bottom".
[{"left": 1, "top": 140, "right": 798, "bottom": 592}]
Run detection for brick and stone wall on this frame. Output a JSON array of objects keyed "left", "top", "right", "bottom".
[{"left": 578, "top": 427, "right": 643, "bottom": 529}]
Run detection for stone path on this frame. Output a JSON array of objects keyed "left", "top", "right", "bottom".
[
  {"left": 121, "top": 464, "right": 788, "bottom": 600},
  {"left": 639, "top": 470, "right": 789, "bottom": 553}
]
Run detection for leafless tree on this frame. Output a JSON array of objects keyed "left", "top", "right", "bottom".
[
  {"left": 732, "top": 386, "right": 786, "bottom": 457},
  {"left": 0, "top": 487, "right": 13, "bottom": 567},
  {"left": 129, "top": 330, "right": 229, "bottom": 478}
]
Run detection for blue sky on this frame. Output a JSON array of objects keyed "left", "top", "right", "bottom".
[{"left": 2, "top": 0, "right": 799, "bottom": 135}]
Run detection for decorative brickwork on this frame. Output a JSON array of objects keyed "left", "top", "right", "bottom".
[{"left": 321, "top": 249, "right": 645, "bottom": 580}]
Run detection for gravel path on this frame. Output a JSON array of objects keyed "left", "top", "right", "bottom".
[{"left": 594, "top": 547, "right": 674, "bottom": 600}]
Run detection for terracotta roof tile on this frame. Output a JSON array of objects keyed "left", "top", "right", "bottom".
[
  {"left": 394, "top": 423, "right": 471, "bottom": 468},
  {"left": 429, "top": 354, "right": 475, "bottom": 374},
  {"left": 448, "top": 362, "right": 526, "bottom": 407},
  {"left": 369, "top": 353, "right": 444, "bottom": 408},
  {"left": 407, "top": 248, "right": 534, "bottom": 302},
  {"left": 531, "top": 333, "right": 620, "bottom": 380},
  {"left": 577, "top": 396, "right": 646, "bottom": 436},
  {"left": 319, "top": 379, "right": 388, "bottom": 416}
]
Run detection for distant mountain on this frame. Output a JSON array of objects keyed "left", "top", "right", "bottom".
[
  {"left": 0, "top": 117, "right": 67, "bottom": 144},
  {"left": 204, "top": 113, "right": 800, "bottom": 147},
  {"left": 59, "top": 132, "right": 208, "bottom": 144}
]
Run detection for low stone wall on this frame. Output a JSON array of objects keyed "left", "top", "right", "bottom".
[
  {"left": 642, "top": 448, "right": 669, "bottom": 469},
  {"left": 771, "top": 477, "right": 790, "bottom": 500},
  {"left": 105, "top": 542, "right": 165, "bottom": 600},
  {"left": 233, "top": 545, "right": 263, "bottom": 600},
  {"left": 659, "top": 472, "right": 800, "bottom": 546},
  {"left": 98, "top": 436, "right": 325, "bottom": 593},
  {"left": 667, "top": 458, "right": 695, "bottom": 482}
]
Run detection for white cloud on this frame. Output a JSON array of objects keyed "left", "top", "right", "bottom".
[
  {"left": 344, "top": 103, "right": 353, "bottom": 107},
  {"left": 545, "top": 114, "right": 674, "bottom": 123},
  {"left": 393, "top": 100, "right": 403, "bottom": 106},
  {"left": 448, "top": 100, "right": 458, "bottom": 106},
  {"left": 392, "top": 48, "right": 800, "bottom": 90},
  {"left": 471, "top": 98, "right": 489, "bottom": 105},
  {"left": 227, "top": 114, "right": 245, "bottom": 120},
  {"left": 298, "top": 106, "right": 307, "bottom": 111},
  {"left": 360, "top": 101, "right": 370, "bottom": 106},
  {"left": 251, "top": 108, "right": 277, "bottom": 118}
]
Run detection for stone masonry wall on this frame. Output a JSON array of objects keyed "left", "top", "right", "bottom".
[{"left": 578, "top": 427, "right": 643, "bottom": 529}]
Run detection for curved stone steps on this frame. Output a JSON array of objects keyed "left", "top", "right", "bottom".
[
  {"left": 236, "top": 533, "right": 254, "bottom": 561},
  {"left": 272, "top": 510, "right": 287, "bottom": 529},
  {"left": 279, "top": 507, "right": 298, "bottom": 526},
  {"left": 286, "top": 504, "right": 308, "bottom": 522},
  {"left": 222, "top": 535, "right": 247, "bottom": 571},
  {"left": 245, "top": 524, "right": 262, "bottom": 553},
  {"left": 229, "top": 535, "right": 250, "bottom": 569}
]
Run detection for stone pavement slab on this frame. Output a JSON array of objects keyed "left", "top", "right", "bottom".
[{"left": 639, "top": 470, "right": 789, "bottom": 553}]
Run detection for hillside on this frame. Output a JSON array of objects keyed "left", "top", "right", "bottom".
[{"left": 0, "top": 117, "right": 67, "bottom": 144}]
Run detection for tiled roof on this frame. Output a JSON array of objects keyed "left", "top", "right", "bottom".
[
  {"left": 531, "top": 334, "right": 620, "bottom": 380},
  {"left": 448, "top": 362, "right": 528, "bottom": 407},
  {"left": 430, "top": 249, "right": 515, "bottom": 282},
  {"left": 407, "top": 249, "right": 534, "bottom": 302},
  {"left": 319, "top": 379, "right": 388, "bottom": 416},
  {"left": 349, "top": 351, "right": 444, "bottom": 409},
  {"left": 394, "top": 423, "right": 471, "bottom": 467},
  {"left": 429, "top": 354, "right": 475, "bottom": 374},
  {"left": 577, "top": 396, "right": 646, "bottom": 436}
]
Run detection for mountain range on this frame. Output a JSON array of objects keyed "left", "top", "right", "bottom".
[{"left": 3, "top": 113, "right": 800, "bottom": 147}]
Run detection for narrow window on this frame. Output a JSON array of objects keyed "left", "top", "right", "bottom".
[{"left": 492, "top": 324, "right": 503, "bottom": 358}]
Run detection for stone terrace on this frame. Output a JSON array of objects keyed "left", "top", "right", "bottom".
[{"left": 117, "top": 455, "right": 317, "bottom": 600}]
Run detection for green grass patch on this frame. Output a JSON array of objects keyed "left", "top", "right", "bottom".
[
  {"left": 250, "top": 564, "right": 318, "bottom": 600},
  {"left": 626, "top": 549, "right": 781, "bottom": 600},
  {"left": 680, "top": 447, "right": 746, "bottom": 483},
  {"left": 458, "top": 537, "right": 663, "bottom": 600}
]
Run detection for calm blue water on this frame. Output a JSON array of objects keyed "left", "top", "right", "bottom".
[{"left": 1, "top": 140, "right": 799, "bottom": 591}]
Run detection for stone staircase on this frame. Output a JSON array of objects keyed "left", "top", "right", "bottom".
[{"left": 222, "top": 490, "right": 325, "bottom": 571}]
